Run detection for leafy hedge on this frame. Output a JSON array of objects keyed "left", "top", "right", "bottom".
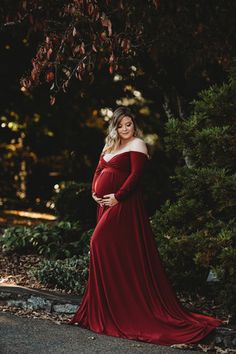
[
  {"left": 0, "top": 222, "right": 93, "bottom": 259},
  {"left": 30, "top": 255, "right": 89, "bottom": 294}
]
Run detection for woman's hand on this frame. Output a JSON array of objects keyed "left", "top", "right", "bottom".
[
  {"left": 102, "top": 193, "right": 119, "bottom": 207},
  {"left": 92, "top": 192, "right": 104, "bottom": 206}
]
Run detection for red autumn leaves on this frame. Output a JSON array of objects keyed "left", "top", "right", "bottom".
[
  {"left": 45, "top": 71, "right": 54, "bottom": 82},
  {"left": 17, "top": 0, "right": 160, "bottom": 104}
]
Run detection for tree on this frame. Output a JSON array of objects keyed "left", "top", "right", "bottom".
[
  {"left": 1, "top": 0, "right": 236, "bottom": 114},
  {"left": 151, "top": 66, "right": 236, "bottom": 321}
]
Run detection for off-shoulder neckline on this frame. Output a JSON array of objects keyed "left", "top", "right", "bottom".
[{"left": 101, "top": 150, "right": 149, "bottom": 163}]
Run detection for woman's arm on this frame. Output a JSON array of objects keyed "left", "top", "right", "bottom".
[
  {"left": 91, "top": 154, "right": 104, "bottom": 194},
  {"left": 114, "top": 139, "right": 148, "bottom": 201}
]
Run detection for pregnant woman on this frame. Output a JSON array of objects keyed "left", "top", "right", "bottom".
[{"left": 69, "top": 106, "right": 223, "bottom": 345}]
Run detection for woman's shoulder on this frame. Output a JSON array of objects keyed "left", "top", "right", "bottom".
[{"left": 129, "top": 137, "right": 148, "bottom": 155}]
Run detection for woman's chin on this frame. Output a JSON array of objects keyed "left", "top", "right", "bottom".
[{"left": 120, "top": 135, "right": 133, "bottom": 141}]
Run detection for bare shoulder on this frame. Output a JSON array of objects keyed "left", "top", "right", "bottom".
[{"left": 129, "top": 137, "right": 148, "bottom": 155}]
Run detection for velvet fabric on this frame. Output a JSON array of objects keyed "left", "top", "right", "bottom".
[{"left": 69, "top": 151, "right": 222, "bottom": 345}]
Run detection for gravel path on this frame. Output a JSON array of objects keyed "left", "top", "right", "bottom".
[{"left": 0, "top": 313, "right": 201, "bottom": 354}]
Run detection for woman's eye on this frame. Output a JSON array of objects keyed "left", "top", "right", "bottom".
[{"left": 118, "top": 123, "right": 131, "bottom": 128}]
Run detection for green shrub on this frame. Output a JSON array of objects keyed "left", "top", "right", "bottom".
[
  {"left": 78, "top": 229, "right": 94, "bottom": 254},
  {"left": 53, "top": 181, "right": 96, "bottom": 228},
  {"left": 0, "top": 222, "right": 93, "bottom": 259},
  {"left": 0, "top": 226, "right": 34, "bottom": 254},
  {"left": 152, "top": 71, "right": 236, "bottom": 322},
  {"left": 30, "top": 255, "right": 89, "bottom": 294},
  {"left": 151, "top": 205, "right": 235, "bottom": 292}
]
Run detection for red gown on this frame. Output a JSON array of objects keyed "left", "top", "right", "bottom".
[{"left": 69, "top": 150, "right": 222, "bottom": 345}]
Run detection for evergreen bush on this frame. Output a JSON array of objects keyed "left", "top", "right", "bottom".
[{"left": 151, "top": 73, "right": 236, "bottom": 321}]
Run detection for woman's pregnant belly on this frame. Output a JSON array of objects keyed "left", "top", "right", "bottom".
[{"left": 94, "top": 169, "right": 126, "bottom": 198}]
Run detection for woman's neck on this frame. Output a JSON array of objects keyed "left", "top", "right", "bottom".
[{"left": 119, "top": 136, "right": 135, "bottom": 147}]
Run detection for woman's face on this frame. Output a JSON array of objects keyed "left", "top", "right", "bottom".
[{"left": 117, "top": 116, "right": 135, "bottom": 142}]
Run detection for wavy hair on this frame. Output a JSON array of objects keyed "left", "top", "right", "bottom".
[{"left": 102, "top": 107, "right": 143, "bottom": 154}]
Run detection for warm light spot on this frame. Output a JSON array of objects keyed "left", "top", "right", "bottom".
[
  {"left": 33, "top": 113, "right": 40, "bottom": 122},
  {"left": 139, "top": 107, "right": 150, "bottom": 115},
  {"left": 21, "top": 86, "right": 27, "bottom": 92},
  {"left": 1, "top": 122, "right": 6, "bottom": 128},
  {"left": 3, "top": 210, "right": 57, "bottom": 221},
  {"left": 10, "top": 111, "right": 19, "bottom": 118},
  {"left": 49, "top": 172, "right": 60, "bottom": 176},
  {"left": 47, "top": 131, "right": 54, "bottom": 137},
  {"left": 100, "top": 108, "right": 113, "bottom": 121},
  {"left": 46, "top": 201, "right": 55, "bottom": 209},
  {"left": 124, "top": 85, "right": 132, "bottom": 92},
  {"left": 144, "top": 134, "right": 159, "bottom": 145},
  {"left": 116, "top": 98, "right": 136, "bottom": 106},
  {"left": 107, "top": 110, "right": 113, "bottom": 118},
  {"left": 0, "top": 198, "right": 6, "bottom": 206},
  {"left": 113, "top": 74, "right": 122, "bottom": 82},
  {"left": 133, "top": 90, "right": 142, "bottom": 98}
]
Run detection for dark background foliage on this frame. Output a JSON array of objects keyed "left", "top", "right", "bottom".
[{"left": 0, "top": 0, "right": 235, "bottom": 323}]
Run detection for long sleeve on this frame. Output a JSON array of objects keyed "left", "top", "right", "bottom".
[
  {"left": 114, "top": 151, "right": 148, "bottom": 202},
  {"left": 91, "top": 155, "right": 104, "bottom": 194}
]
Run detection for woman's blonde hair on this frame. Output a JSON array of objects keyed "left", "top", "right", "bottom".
[{"left": 102, "top": 106, "right": 143, "bottom": 154}]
